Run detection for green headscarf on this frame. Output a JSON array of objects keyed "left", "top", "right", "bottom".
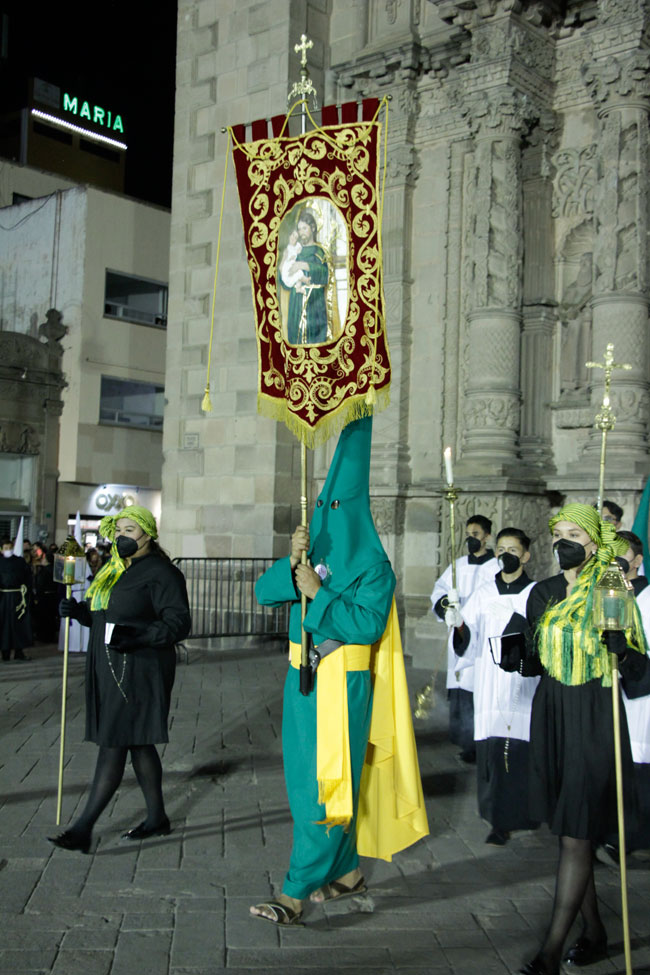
[
  {"left": 86, "top": 505, "right": 158, "bottom": 611},
  {"left": 537, "top": 502, "right": 647, "bottom": 686}
]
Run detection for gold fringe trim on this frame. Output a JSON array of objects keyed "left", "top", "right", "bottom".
[{"left": 257, "top": 385, "right": 391, "bottom": 448}]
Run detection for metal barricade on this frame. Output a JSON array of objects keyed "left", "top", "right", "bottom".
[{"left": 172, "top": 557, "right": 290, "bottom": 639}]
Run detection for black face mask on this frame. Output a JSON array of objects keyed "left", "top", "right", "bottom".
[
  {"left": 116, "top": 535, "right": 140, "bottom": 559},
  {"left": 553, "top": 538, "right": 587, "bottom": 570},
  {"left": 498, "top": 553, "right": 521, "bottom": 574},
  {"left": 466, "top": 536, "right": 481, "bottom": 554}
]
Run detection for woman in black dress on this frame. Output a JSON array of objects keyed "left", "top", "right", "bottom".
[
  {"left": 519, "top": 503, "right": 648, "bottom": 975},
  {"left": 49, "top": 506, "right": 190, "bottom": 853}
]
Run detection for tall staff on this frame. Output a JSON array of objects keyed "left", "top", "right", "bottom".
[
  {"left": 586, "top": 342, "right": 633, "bottom": 975},
  {"left": 288, "top": 35, "right": 319, "bottom": 695},
  {"left": 53, "top": 543, "right": 86, "bottom": 824},
  {"left": 415, "top": 447, "right": 461, "bottom": 718}
]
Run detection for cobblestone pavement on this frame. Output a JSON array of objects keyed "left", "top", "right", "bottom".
[{"left": 1, "top": 639, "right": 649, "bottom": 974}]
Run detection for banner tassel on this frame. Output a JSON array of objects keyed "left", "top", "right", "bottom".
[{"left": 201, "top": 384, "right": 213, "bottom": 414}]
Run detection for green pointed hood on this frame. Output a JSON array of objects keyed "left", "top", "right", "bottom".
[{"left": 308, "top": 416, "right": 389, "bottom": 592}]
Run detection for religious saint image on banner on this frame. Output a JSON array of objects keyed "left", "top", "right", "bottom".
[{"left": 277, "top": 197, "right": 348, "bottom": 346}]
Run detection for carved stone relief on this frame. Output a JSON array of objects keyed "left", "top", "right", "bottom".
[
  {"left": 582, "top": 52, "right": 650, "bottom": 108},
  {"left": 0, "top": 423, "right": 40, "bottom": 455},
  {"left": 387, "top": 143, "right": 419, "bottom": 185},
  {"left": 464, "top": 396, "right": 520, "bottom": 431},
  {"left": 597, "top": 0, "right": 648, "bottom": 25},
  {"left": 552, "top": 145, "right": 597, "bottom": 218}
]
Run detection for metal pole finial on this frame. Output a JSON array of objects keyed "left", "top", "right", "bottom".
[
  {"left": 585, "top": 342, "right": 632, "bottom": 515},
  {"left": 288, "top": 32, "right": 318, "bottom": 108}
]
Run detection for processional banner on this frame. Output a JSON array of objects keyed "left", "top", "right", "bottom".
[{"left": 229, "top": 99, "right": 391, "bottom": 446}]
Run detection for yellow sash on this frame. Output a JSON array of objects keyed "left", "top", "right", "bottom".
[{"left": 289, "top": 598, "right": 429, "bottom": 861}]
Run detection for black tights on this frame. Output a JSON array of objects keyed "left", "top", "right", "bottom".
[
  {"left": 535, "top": 836, "right": 605, "bottom": 972},
  {"left": 68, "top": 744, "right": 166, "bottom": 839}
]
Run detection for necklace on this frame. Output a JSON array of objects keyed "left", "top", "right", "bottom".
[{"left": 105, "top": 644, "right": 128, "bottom": 702}]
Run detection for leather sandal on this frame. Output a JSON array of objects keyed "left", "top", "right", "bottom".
[
  {"left": 310, "top": 875, "right": 367, "bottom": 902},
  {"left": 250, "top": 900, "right": 304, "bottom": 925}
]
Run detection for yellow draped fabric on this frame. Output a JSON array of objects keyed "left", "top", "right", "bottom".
[
  {"left": 288, "top": 598, "right": 429, "bottom": 861},
  {"left": 356, "top": 600, "right": 430, "bottom": 860}
]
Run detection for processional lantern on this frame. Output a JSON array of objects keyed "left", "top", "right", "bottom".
[{"left": 592, "top": 561, "right": 635, "bottom": 632}]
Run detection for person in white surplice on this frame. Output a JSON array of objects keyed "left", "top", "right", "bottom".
[
  {"left": 430, "top": 514, "right": 497, "bottom": 764},
  {"left": 452, "top": 527, "right": 540, "bottom": 846}
]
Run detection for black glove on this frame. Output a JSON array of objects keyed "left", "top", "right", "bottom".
[
  {"left": 107, "top": 624, "right": 141, "bottom": 653},
  {"left": 59, "top": 597, "right": 79, "bottom": 619},
  {"left": 603, "top": 629, "right": 628, "bottom": 658}
]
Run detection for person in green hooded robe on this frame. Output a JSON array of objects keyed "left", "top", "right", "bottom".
[
  {"left": 250, "top": 416, "right": 428, "bottom": 926},
  {"left": 48, "top": 507, "right": 191, "bottom": 854}
]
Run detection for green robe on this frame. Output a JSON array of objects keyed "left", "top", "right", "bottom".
[{"left": 255, "top": 555, "right": 395, "bottom": 898}]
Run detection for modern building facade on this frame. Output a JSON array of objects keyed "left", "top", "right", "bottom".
[{"left": 0, "top": 160, "right": 169, "bottom": 544}]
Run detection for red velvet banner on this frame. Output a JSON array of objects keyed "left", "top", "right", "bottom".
[{"left": 231, "top": 109, "right": 390, "bottom": 446}]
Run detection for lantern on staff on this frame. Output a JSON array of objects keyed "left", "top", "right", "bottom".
[
  {"left": 592, "top": 561, "right": 635, "bottom": 632},
  {"left": 53, "top": 541, "right": 87, "bottom": 587}
]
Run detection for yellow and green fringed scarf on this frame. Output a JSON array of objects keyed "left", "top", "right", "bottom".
[
  {"left": 536, "top": 502, "right": 648, "bottom": 687},
  {"left": 85, "top": 506, "right": 158, "bottom": 611}
]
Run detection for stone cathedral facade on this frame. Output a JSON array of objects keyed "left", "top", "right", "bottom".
[{"left": 166, "top": 0, "right": 650, "bottom": 662}]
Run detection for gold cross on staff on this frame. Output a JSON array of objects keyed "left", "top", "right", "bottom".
[
  {"left": 586, "top": 342, "right": 632, "bottom": 433},
  {"left": 294, "top": 33, "right": 313, "bottom": 68},
  {"left": 585, "top": 342, "right": 632, "bottom": 515},
  {"left": 288, "top": 33, "right": 318, "bottom": 107}
]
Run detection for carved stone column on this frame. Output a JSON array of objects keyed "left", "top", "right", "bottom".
[
  {"left": 460, "top": 88, "right": 533, "bottom": 470},
  {"left": 520, "top": 120, "right": 557, "bottom": 471},
  {"left": 582, "top": 34, "right": 650, "bottom": 466},
  {"left": 333, "top": 45, "right": 424, "bottom": 489}
]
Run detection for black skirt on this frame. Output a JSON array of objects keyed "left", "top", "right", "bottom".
[
  {"left": 477, "top": 737, "right": 539, "bottom": 832},
  {"left": 529, "top": 674, "right": 637, "bottom": 840}
]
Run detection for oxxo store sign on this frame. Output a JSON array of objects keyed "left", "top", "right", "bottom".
[{"left": 87, "top": 485, "right": 160, "bottom": 522}]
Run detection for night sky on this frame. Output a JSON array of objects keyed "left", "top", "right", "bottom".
[{"left": 0, "top": 0, "right": 178, "bottom": 208}]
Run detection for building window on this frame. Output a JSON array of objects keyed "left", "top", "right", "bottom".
[
  {"left": 99, "top": 376, "right": 164, "bottom": 431},
  {"left": 104, "top": 270, "right": 168, "bottom": 328}
]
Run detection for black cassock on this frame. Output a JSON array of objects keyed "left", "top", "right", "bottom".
[
  {"left": 0, "top": 555, "right": 33, "bottom": 652},
  {"left": 524, "top": 574, "right": 648, "bottom": 840},
  {"left": 75, "top": 554, "right": 191, "bottom": 747}
]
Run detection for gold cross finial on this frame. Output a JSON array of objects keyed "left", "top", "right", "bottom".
[
  {"left": 585, "top": 343, "right": 632, "bottom": 433},
  {"left": 294, "top": 34, "right": 313, "bottom": 68},
  {"left": 288, "top": 33, "right": 318, "bottom": 108}
]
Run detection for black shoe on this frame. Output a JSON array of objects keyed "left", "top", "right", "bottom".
[
  {"left": 563, "top": 936, "right": 608, "bottom": 966},
  {"left": 486, "top": 828, "right": 510, "bottom": 846},
  {"left": 520, "top": 957, "right": 558, "bottom": 975},
  {"left": 459, "top": 749, "right": 476, "bottom": 764},
  {"left": 594, "top": 843, "right": 619, "bottom": 868},
  {"left": 13, "top": 650, "right": 29, "bottom": 661},
  {"left": 122, "top": 817, "right": 171, "bottom": 840},
  {"left": 48, "top": 830, "right": 91, "bottom": 854}
]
